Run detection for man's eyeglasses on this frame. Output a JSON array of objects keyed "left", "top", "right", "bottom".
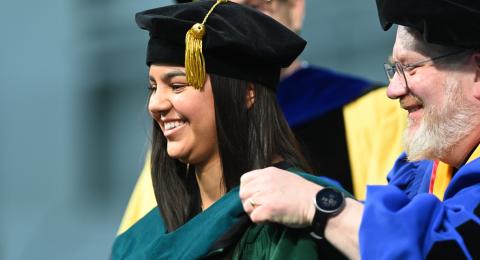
[{"left": 383, "top": 50, "right": 466, "bottom": 88}]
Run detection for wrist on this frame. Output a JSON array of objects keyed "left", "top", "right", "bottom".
[
  {"left": 307, "top": 195, "right": 318, "bottom": 225},
  {"left": 306, "top": 185, "right": 323, "bottom": 225}
]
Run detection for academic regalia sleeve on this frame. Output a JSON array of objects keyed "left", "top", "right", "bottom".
[
  {"left": 359, "top": 181, "right": 480, "bottom": 259},
  {"left": 386, "top": 153, "right": 433, "bottom": 199}
]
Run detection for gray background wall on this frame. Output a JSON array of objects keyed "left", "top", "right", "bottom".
[{"left": 0, "top": 0, "right": 396, "bottom": 259}]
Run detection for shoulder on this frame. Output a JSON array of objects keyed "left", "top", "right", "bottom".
[
  {"left": 288, "top": 64, "right": 370, "bottom": 83},
  {"left": 386, "top": 153, "right": 433, "bottom": 195},
  {"left": 112, "top": 208, "right": 166, "bottom": 259},
  {"left": 445, "top": 157, "right": 480, "bottom": 199},
  {"left": 277, "top": 64, "right": 379, "bottom": 127},
  {"left": 281, "top": 64, "right": 375, "bottom": 96}
]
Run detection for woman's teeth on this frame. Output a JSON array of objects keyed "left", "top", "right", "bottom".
[{"left": 165, "top": 121, "right": 185, "bottom": 130}]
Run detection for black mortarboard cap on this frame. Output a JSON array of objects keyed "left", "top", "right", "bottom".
[
  {"left": 135, "top": 0, "right": 306, "bottom": 90},
  {"left": 376, "top": 0, "right": 480, "bottom": 48}
]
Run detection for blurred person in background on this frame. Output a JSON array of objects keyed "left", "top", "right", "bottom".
[{"left": 118, "top": 0, "right": 406, "bottom": 237}]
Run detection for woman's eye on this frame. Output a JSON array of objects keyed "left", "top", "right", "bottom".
[
  {"left": 148, "top": 84, "right": 157, "bottom": 91},
  {"left": 171, "top": 83, "right": 187, "bottom": 92}
]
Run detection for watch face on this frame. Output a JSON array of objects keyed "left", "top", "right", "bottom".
[{"left": 316, "top": 188, "right": 344, "bottom": 213}]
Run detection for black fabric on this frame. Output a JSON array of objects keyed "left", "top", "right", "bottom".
[
  {"left": 293, "top": 108, "right": 353, "bottom": 194},
  {"left": 474, "top": 203, "right": 480, "bottom": 218},
  {"left": 427, "top": 240, "right": 467, "bottom": 260},
  {"left": 376, "top": 0, "right": 480, "bottom": 48},
  {"left": 315, "top": 239, "right": 347, "bottom": 260},
  {"left": 135, "top": 0, "right": 306, "bottom": 89},
  {"left": 455, "top": 220, "right": 480, "bottom": 259}
]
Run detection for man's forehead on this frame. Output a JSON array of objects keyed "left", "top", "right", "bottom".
[
  {"left": 391, "top": 43, "right": 413, "bottom": 62},
  {"left": 394, "top": 26, "right": 458, "bottom": 59},
  {"left": 393, "top": 27, "right": 437, "bottom": 60},
  {"left": 391, "top": 30, "right": 416, "bottom": 61},
  {"left": 394, "top": 27, "right": 418, "bottom": 51}
]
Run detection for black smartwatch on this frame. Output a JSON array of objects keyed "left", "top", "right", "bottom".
[{"left": 310, "top": 187, "right": 345, "bottom": 239}]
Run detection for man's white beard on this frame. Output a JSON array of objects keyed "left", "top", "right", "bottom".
[{"left": 404, "top": 76, "right": 477, "bottom": 162}]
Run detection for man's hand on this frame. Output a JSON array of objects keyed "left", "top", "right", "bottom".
[{"left": 239, "top": 167, "right": 322, "bottom": 228}]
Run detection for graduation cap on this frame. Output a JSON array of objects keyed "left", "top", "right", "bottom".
[
  {"left": 135, "top": 0, "right": 306, "bottom": 90},
  {"left": 376, "top": 0, "right": 480, "bottom": 48}
]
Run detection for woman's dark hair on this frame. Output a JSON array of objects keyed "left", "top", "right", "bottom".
[{"left": 151, "top": 73, "right": 311, "bottom": 232}]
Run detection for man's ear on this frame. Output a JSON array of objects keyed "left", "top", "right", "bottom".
[
  {"left": 471, "top": 52, "right": 480, "bottom": 100},
  {"left": 246, "top": 84, "right": 255, "bottom": 109}
]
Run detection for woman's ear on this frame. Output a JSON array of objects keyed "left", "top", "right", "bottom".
[{"left": 246, "top": 84, "right": 256, "bottom": 109}]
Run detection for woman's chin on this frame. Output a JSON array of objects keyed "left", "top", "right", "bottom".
[
  {"left": 167, "top": 148, "right": 182, "bottom": 159},
  {"left": 166, "top": 149, "right": 189, "bottom": 163}
]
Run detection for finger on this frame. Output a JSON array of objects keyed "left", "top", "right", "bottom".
[
  {"left": 240, "top": 169, "right": 262, "bottom": 186},
  {"left": 239, "top": 183, "right": 255, "bottom": 201},
  {"left": 242, "top": 199, "right": 253, "bottom": 214},
  {"left": 240, "top": 166, "right": 281, "bottom": 185},
  {"left": 239, "top": 175, "right": 265, "bottom": 200},
  {"left": 248, "top": 205, "right": 271, "bottom": 225},
  {"left": 241, "top": 196, "right": 258, "bottom": 214},
  {"left": 242, "top": 191, "right": 270, "bottom": 213}
]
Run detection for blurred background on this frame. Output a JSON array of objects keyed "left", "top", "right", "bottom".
[{"left": 0, "top": 0, "right": 396, "bottom": 259}]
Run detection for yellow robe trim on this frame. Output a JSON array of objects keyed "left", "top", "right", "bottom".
[
  {"left": 343, "top": 87, "right": 406, "bottom": 200},
  {"left": 431, "top": 161, "right": 452, "bottom": 201},
  {"left": 466, "top": 144, "right": 480, "bottom": 164},
  {"left": 117, "top": 152, "right": 156, "bottom": 235},
  {"left": 432, "top": 144, "right": 480, "bottom": 201}
]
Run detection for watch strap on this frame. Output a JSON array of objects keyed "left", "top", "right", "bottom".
[
  {"left": 310, "top": 187, "right": 346, "bottom": 239},
  {"left": 310, "top": 205, "right": 329, "bottom": 239}
]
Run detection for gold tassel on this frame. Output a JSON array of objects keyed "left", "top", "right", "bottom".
[
  {"left": 185, "top": 23, "right": 206, "bottom": 90},
  {"left": 185, "top": 0, "right": 228, "bottom": 90}
]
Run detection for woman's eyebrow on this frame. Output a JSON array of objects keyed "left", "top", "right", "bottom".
[
  {"left": 149, "top": 70, "right": 186, "bottom": 83},
  {"left": 162, "top": 70, "right": 186, "bottom": 81}
]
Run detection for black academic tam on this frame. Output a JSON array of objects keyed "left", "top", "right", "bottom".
[
  {"left": 376, "top": 0, "right": 480, "bottom": 49},
  {"left": 135, "top": 0, "right": 306, "bottom": 90}
]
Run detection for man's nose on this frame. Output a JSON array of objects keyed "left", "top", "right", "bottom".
[{"left": 386, "top": 73, "right": 408, "bottom": 99}]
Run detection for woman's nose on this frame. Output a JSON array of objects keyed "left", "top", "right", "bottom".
[{"left": 148, "top": 89, "right": 172, "bottom": 118}]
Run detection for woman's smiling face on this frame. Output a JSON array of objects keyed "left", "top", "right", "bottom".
[{"left": 148, "top": 64, "right": 219, "bottom": 166}]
